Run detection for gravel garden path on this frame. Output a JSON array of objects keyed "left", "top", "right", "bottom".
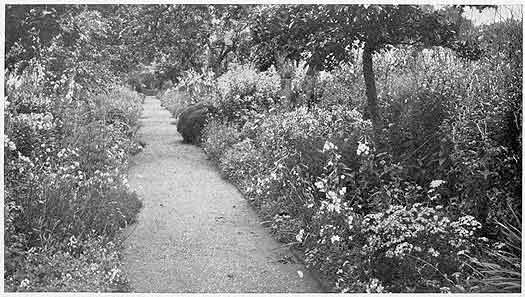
[{"left": 121, "top": 96, "right": 321, "bottom": 293}]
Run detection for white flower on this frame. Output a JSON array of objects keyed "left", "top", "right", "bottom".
[
  {"left": 326, "top": 190, "right": 338, "bottom": 201},
  {"left": 322, "top": 140, "right": 337, "bottom": 152},
  {"left": 339, "top": 187, "right": 347, "bottom": 196},
  {"left": 296, "top": 229, "right": 305, "bottom": 242},
  {"left": 429, "top": 179, "right": 446, "bottom": 188},
  {"left": 428, "top": 247, "right": 440, "bottom": 257},
  {"left": 356, "top": 141, "right": 370, "bottom": 156},
  {"left": 19, "top": 278, "right": 30, "bottom": 288},
  {"left": 8, "top": 141, "right": 16, "bottom": 151},
  {"left": 314, "top": 180, "right": 325, "bottom": 191},
  {"left": 366, "top": 278, "right": 384, "bottom": 293},
  {"left": 18, "top": 153, "right": 31, "bottom": 163},
  {"left": 4, "top": 136, "right": 16, "bottom": 151},
  {"left": 331, "top": 235, "right": 341, "bottom": 243}
]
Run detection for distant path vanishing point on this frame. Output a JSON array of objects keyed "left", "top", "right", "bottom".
[{"left": 121, "top": 96, "right": 322, "bottom": 293}]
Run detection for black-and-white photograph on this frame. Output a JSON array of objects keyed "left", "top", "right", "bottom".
[{"left": 3, "top": 3, "right": 522, "bottom": 293}]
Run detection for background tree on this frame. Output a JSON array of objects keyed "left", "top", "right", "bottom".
[
  {"left": 5, "top": 5, "right": 78, "bottom": 71},
  {"left": 114, "top": 4, "right": 252, "bottom": 83},
  {"left": 203, "top": 5, "right": 253, "bottom": 76}
]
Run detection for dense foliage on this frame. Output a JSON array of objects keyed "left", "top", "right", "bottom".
[
  {"left": 157, "top": 9, "right": 521, "bottom": 292},
  {"left": 5, "top": 7, "right": 144, "bottom": 291},
  {"left": 5, "top": 3, "right": 521, "bottom": 293}
]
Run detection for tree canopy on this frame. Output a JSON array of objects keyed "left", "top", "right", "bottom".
[{"left": 4, "top": 4, "right": 509, "bottom": 125}]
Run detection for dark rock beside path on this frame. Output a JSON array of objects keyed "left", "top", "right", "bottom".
[{"left": 177, "top": 103, "right": 215, "bottom": 144}]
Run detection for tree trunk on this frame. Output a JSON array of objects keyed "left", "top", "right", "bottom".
[
  {"left": 281, "top": 76, "right": 293, "bottom": 107},
  {"left": 276, "top": 53, "right": 294, "bottom": 107},
  {"left": 305, "top": 68, "right": 317, "bottom": 107},
  {"left": 301, "top": 52, "right": 322, "bottom": 107},
  {"left": 362, "top": 45, "right": 381, "bottom": 137},
  {"left": 304, "top": 60, "right": 321, "bottom": 107},
  {"left": 210, "top": 45, "right": 232, "bottom": 77}
]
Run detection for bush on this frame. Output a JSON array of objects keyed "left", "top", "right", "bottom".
[
  {"left": 212, "top": 64, "right": 281, "bottom": 124},
  {"left": 218, "top": 137, "right": 262, "bottom": 187},
  {"left": 177, "top": 103, "right": 216, "bottom": 144},
  {"left": 5, "top": 236, "right": 129, "bottom": 292},
  {"left": 103, "top": 86, "right": 144, "bottom": 126},
  {"left": 210, "top": 105, "right": 373, "bottom": 228},
  {"left": 360, "top": 206, "right": 482, "bottom": 292},
  {"left": 202, "top": 119, "right": 242, "bottom": 162},
  {"left": 158, "top": 88, "right": 191, "bottom": 118},
  {"left": 4, "top": 63, "right": 143, "bottom": 292},
  {"left": 159, "top": 71, "right": 217, "bottom": 118}
]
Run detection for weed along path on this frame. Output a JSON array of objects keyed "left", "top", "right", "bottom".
[{"left": 121, "top": 96, "right": 321, "bottom": 293}]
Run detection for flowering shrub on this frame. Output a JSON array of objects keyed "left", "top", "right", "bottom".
[
  {"left": 4, "top": 62, "right": 142, "bottom": 291},
  {"left": 159, "top": 70, "right": 218, "bottom": 118},
  {"left": 218, "top": 138, "right": 263, "bottom": 192},
  {"left": 284, "top": 142, "right": 485, "bottom": 293},
  {"left": 5, "top": 236, "right": 129, "bottom": 292},
  {"left": 201, "top": 119, "right": 242, "bottom": 162},
  {"left": 360, "top": 205, "right": 482, "bottom": 292},
  {"left": 102, "top": 86, "right": 144, "bottom": 127},
  {"left": 204, "top": 105, "right": 373, "bottom": 239},
  {"left": 213, "top": 64, "right": 281, "bottom": 124},
  {"left": 158, "top": 88, "right": 189, "bottom": 117}
]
